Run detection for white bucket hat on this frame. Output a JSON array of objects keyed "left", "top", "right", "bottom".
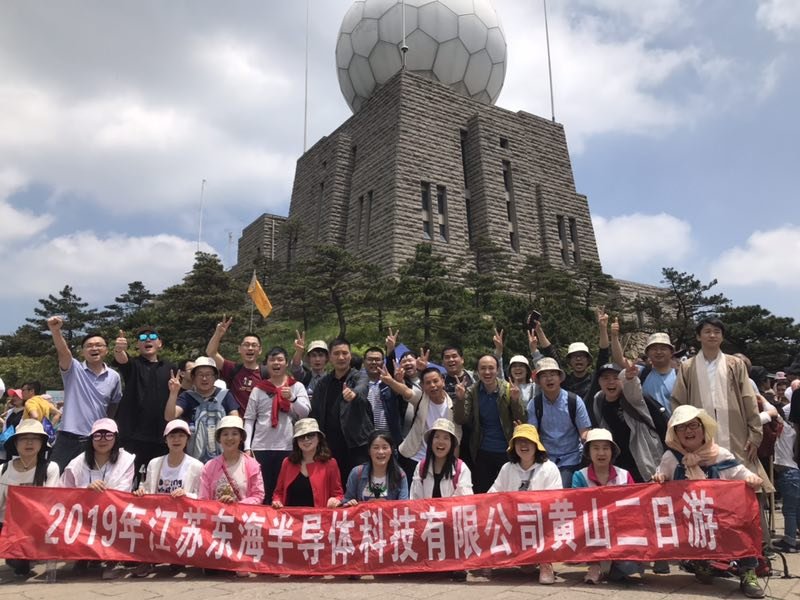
[
  {"left": 582, "top": 428, "right": 620, "bottom": 460},
  {"left": 424, "top": 418, "right": 461, "bottom": 444},
  {"left": 645, "top": 332, "right": 674, "bottom": 353},
  {"left": 215, "top": 415, "right": 246, "bottom": 442},
  {"left": 533, "top": 357, "right": 565, "bottom": 382},
  {"left": 566, "top": 342, "right": 592, "bottom": 360}
]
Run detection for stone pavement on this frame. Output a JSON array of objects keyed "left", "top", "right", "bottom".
[{"left": 1, "top": 555, "right": 800, "bottom": 600}]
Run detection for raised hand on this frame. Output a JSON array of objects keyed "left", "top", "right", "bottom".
[
  {"left": 610, "top": 317, "right": 620, "bottom": 338},
  {"left": 393, "top": 359, "right": 405, "bottom": 383},
  {"left": 294, "top": 330, "right": 306, "bottom": 354},
  {"left": 416, "top": 347, "right": 430, "bottom": 372},
  {"left": 280, "top": 386, "right": 292, "bottom": 400},
  {"left": 596, "top": 305, "right": 608, "bottom": 327},
  {"left": 509, "top": 381, "right": 520, "bottom": 402},
  {"left": 342, "top": 385, "right": 356, "bottom": 402},
  {"left": 527, "top": 329, "right": 538, "bottom": 354},
  {"left": 385, "top": 327, "right": 399, "bottom": 353},
  {"left": 492, "top": 327, "right": 504, "bottom": 354},
  {"left": 114, "top": 330, "right": 128, "bottom": 354},
  {"left": 623, "top": 358, "right": 638, "bottom": 380},
  {"left": 379, "top": 364, "right": 394, "bottom": 385},
  {"left": 168, "top": 369, "right": 182, "bottom": 394},
  {"left": 47, "top": 316, "right": 63, "bottom": 332},
  {"left": 215, "top": 315, "right": 233, "bottom": 336},
  {"left": 455, "top": 381, "right": 466, "bottom": 401}
]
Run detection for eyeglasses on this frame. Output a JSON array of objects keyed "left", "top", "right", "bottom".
[
  {"left": 138, "top": 333, "right": 159, "bottom": 342},
  {"left": 675, "top": 421, "right": 702, "bottom": 433},
  {"left": 92, "top": 431, "right": 116, "bottom": 441},
  {"left": 298, "top": 433, "right": 317, "bottom": 440},
  {"left": 83, "top": 343, "right": 107, "bottom": 350}
]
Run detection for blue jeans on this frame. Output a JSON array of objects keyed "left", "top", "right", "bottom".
[
  {"left": 776, "top": 465, "right": 800, "bottom": 545},
  {"left": 558, "top": 463, "right": 579, "bottom": 488}
]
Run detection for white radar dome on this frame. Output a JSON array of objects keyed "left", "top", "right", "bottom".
[{"left": 336, "top": 0, "right": 507, "bottom": 113}]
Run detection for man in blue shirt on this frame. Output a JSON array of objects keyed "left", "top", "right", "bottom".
[
  {"left": 528, "top": 357, "right": 591, "bottom": 487},
  {"left": 47, "top": 316, "right": 122, "bottom": 472}
]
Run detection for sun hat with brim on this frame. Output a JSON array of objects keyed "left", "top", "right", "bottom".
[
  {"left": 424, "top": 418, "right": 461, "bottom": 445},
  {"left": 163, "top": 419, "right": 191, "bottom": 437},
  {"left": 665, "top": 405, "right": 717, "bottom": 448},
  {"left": 533, "top": 357, "right": 565, "bottom": 382},
  {"left": 507, "top": 423, "right": 546, "bottom": 454},
  {"left": 215, "top": 415, "right": 247, "bottom": 442},
  {"left": 91, "top": 418, "right": 119, "bottom": 435},
  {"left": 293, "top": 418, "right": 324, "bottom": 439},
  {"left": 596, "top": 363, "right": 622, "bottom": 377},
  {"left": 307, "top": 340, "right": 329, "bottom": 354},
  {"left": 190, "top": 356, "right": 220, "bottom": 378},
  {"left": 566, "top": 342, "right": 592, "bottom": 360},
  {"left": 582, "top": 428, "right": 620, "bottom": 461},
  {"left": 509, "top": 355, "right": 531, "bottom": 370},
  {"left": 774, "top": 371, "right": 789, "bottom": 383},
  {"left": 645, "top": 332, "right": 674, "bottom": 353},
  {"left": 5, "top": 419, "right": 50, "bottom": 456}
]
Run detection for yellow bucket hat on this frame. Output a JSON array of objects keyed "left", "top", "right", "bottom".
[{"left": 507, "top": 423, "right": 546, "bottom": 454}]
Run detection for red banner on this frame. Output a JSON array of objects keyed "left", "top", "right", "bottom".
[{"left": 0, "top": 481, "right": 760, "bottom": 574}]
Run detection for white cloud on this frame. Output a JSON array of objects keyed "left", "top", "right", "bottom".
[
  {"left": 757, "top": 0, "right": 800, "bottom": 40},
  {"left": 0, "top": 198, "right": 55, "bottom": 248},
  {"left": 0, "top": 230, "right": 215, "bottom": 307},
  {"left": 494, "top": 0, "right": 725, "bottom": 152},
  {"left": 592, "top": 213, "right": 693, "bottom": 278},
  {"left": 711, "top": 226, "right": 800, "bottom": 289}
]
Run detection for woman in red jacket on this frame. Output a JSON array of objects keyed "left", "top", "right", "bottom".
[{"left": 272, "top": 418, "right": 343, "bottom": 508}]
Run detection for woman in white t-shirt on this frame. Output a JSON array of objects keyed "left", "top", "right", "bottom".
[
  {"left": 489, "top": 423, "right": 562, "bottom": 585},
  {"left": 0, "top": 419, "right": 59, "bottom": 577},
  {"left": 131, "top": 419, "right": 203, "bottom": 577}
]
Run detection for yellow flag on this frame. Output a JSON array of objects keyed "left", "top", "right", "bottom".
[{"left": 247, "top": 271, "right": 272, "bottom": 319}]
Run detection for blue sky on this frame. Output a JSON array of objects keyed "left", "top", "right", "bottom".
[{"left": 1, "top": 0, "right": 798, "bottom": 335}]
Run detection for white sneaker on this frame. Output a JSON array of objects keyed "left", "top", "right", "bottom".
[
  {"left": 538, "top": 563, "right": 555, "bottom": 585},
  {"left": 585, "top": 564, "right": 602, "bottom": 584}
]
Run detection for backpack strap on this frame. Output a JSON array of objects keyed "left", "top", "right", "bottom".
[{"left": 534, "top": 392, "right": 579, "bottom": 435}]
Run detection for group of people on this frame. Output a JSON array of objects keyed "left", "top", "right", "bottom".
[{"left": 0, "top": 309, "right": 798, "bottom": 598}]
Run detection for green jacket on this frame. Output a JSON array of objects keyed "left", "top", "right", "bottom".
[{"left": 453, "top": 379, "right": 527, "bottom": 462}]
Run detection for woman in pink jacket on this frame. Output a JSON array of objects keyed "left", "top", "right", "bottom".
[{"left": 199, "top": 415, "right": 264, "bottom": 505}]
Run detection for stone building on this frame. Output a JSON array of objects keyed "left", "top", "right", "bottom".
[
  {"left": 279, "top": 69, "right": 599, "bottom": 278},
  {"left": 229, "top": 212, "right": 286, "bottom": 280}
]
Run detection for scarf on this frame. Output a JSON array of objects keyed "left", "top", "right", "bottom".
[
  {"left": 666, "top": 435, "right": 721, "bottom": 480},
  {"left": 256, "top": 376, "right": 297, "bottom": 427}
]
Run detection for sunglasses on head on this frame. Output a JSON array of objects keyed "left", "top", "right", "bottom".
[{"left": 138, "top": 333, "right": 159, "bottom": 342}]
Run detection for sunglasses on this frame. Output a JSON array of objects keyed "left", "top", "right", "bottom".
[
  {"left": 297, "top": 433, "right": 317, "bottom": 441},
  {"left": 138, "top": 333, "right": 159, "bottom": 342},
  {"left": 92, "top": 431, "right": 116, "bottom": 441}
]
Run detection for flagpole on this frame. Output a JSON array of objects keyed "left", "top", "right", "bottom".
[
  {"left": 543, "top": 0, "right": 556, "bottom": 122},
  {"left": 249, "top": 298, "right": 255, "bottom": 331}
]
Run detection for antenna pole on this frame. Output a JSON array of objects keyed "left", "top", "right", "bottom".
[
  {"left": 303, "top": 0, "right": 310, "bottom": 152},
  {"left": 197, "top": 178, "right": 207, "bottom": 252},
  {"left": 543, "top": 0, "right": 556, "bottom": 122},
  {"left": 401, "top": 0, "right": 408, "bottom": 68}
]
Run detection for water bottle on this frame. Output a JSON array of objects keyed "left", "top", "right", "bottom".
[{"left": 46, "top": 560, "right": 57, "bottom": 583}]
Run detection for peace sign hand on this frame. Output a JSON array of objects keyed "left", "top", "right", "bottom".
[
  {"left": 493, "top": 327, "right": 504, "bottom": 354},
  {"left": 216, "top": 315, "right": 233, "bottom": 336},
  {"left": 294, "top": 330, "right": 306, "bottom": 353},
  {"left": 168, "top": 369, "right": 182, "bottom": 394}
]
